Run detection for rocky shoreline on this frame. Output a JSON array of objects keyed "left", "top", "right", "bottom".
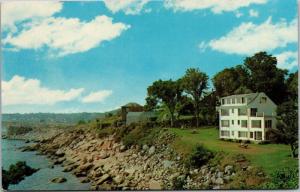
[{"left": 16, "top": 128, "right": 264, "bottom": 190}]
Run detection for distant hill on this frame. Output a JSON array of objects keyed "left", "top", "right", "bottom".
[{"left": 2, "top": 113, "right": 105, "bottom": 124}]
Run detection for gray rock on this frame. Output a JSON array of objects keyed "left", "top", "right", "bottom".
[
  {"left": 224, "top": 165, "right": 233, "bottom": 174},
  {"left": 213, "top": 185, "right": 220, "bottom": 189},
  {"left": 215, "top": 177, "right": 224, "bottom": 185},
  {"left": 163, "top": 160, "right": 174, "bottom": 169},
  {"left": 217, "top": 171, "right": 224, "bottom": 178},
  {"left": 51, "top": 177, "right": 67, "bottom": 183},
  {"left": 55, "top": 149, "right": 65, "bottom": 157},
  {"left": 120, "top": 145, "right": 126, "bottom": 152},
  {"left": 223, "top": 175, "right": 231, "bottom": 183},
  {"left": 113, "top": 175, "right": 124, "bottom": 184},
  {"left": 99, "top": 151, "right": 109, "bottom": 159},
  {"left": 143, "top": 145, "right": 149, "bottom": 151},
  {"left": 80, "top": 177, "right": 90, "bottom": 183},
  {"left": 97, "top": 174, "right": 110, "bottom": 185},
  {"left": 148, "top": 146, "right": 155, "bottom": 155}
]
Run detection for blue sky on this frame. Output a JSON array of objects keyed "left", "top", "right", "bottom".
[{"left": 1, "top": 0, "right": 298, "bottom": 113}]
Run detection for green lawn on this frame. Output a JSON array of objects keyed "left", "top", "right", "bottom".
[{"left": 168, "top": 127, "right": 298, "bottom": 175}]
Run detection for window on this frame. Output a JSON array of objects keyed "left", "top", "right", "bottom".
[
  {"left": 251, "top": 120, "right": 261, "bottom": 128},
  {"left": 242, "top": 97, "right": 245, "bottom": 103},
  {"left": 238, "top": 120, "right": 240, "bottom": 125},
  {"left": 265, "top": 120, "right": 272, "bottom": 128},
  {"left": 227, "top": 98, "right": 231, "bottom": 104},
  {"left": 231, "top": 131, "right": 234, "bottom": 136},
  {"left": 221, "top": 109, "right": 229, "bottom": 116},
  {"left": 238, "top": 131, "right": 248, "bottom": 138},
  {"left": 255, "top": 131, "right": 262, "bottom": 140},
  {"left": 231, "top": 109, "right": 234, "bottom": 113},
  {"left": 250, "top": 108, "right": 257, "bottom": 117},
  {"left": 260, "top": 97, "right": 267, "bottom": 103},
  {"left": 237, "top": 98, "right": 241, "bottom": 104},
  {"left": 238, "top": 108, "right": 247, "bottom": 116},
  {"left": 241, "top": 120, "right": 247, "bottom": 128},
  {"left": 232, "top": 120, "right": 234, "bottom": 125},
  {"left": 221, "top": 130, "right": 230, "bottom": 137},
  {"left": 222, "top": 99, "right": 225, "bottom": 105},
  {"left": 221, "top": 120, "right": 230, "bottom": 127},
  {"left": 250, "top": 132, "right": 253, "bottom": 138},
  {"left": 232, "top": 98, "right": 235, "bottom": 104}
]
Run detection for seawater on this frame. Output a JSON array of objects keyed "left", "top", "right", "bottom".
[{"left": 2, "top": 139, "right": 90, "bottom": 190}]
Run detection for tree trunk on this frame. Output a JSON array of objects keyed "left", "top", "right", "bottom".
[
  {"left": 170, "top": 112, "right": 174, "bottom": 127},
  {"left": 290, "top": 143, "right": 298, "bottom": 158},
  {"left": 195, "top": 102, "right": 199, "bottom": 128}
]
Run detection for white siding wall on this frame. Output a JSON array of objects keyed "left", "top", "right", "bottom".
[{"left": 218, "top": 93, "right": 277, "bottom": 142}]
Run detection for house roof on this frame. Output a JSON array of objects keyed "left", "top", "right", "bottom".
[
  {"left": 219, "top": 92, "right": 277, "bottom": 107},
  {"left": 220, "top": 92, "right": 259, "bottom": 100}
]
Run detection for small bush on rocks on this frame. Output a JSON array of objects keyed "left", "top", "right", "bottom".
[{"left": 185, "top": 144, "right": 213, "bottom": 168}]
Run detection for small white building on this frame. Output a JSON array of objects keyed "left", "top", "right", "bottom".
[{"left": 217, "top": 92, "right": 277, "bottom": 142}]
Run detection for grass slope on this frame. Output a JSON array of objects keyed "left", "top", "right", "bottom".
[{"left": 168, "top": 127, "right": 298, "bottom": 175}]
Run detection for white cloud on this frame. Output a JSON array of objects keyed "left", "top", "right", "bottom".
[
  {"left": 2, "top": 1, "right": 62, "bottom": 31},
  {"left": 206, "top": 17, "right": 297, "bottom": 55},
  {"left": 164, "top": 0, "right": 267, "bottom": 14},
  {"left": 235, "top": 11, "right": 243, "bottom": 18},
  {"left": 82, "top": 90, "right": 113, "bottom": 103},
  {"left": 2, "top": 75, "right": 84, "bottom": 105},
  {"left": 103, "top": 0, "right": 150, "bottom": 15},
  {"left": 198, "top": 41, "right": 208, "bottom": 52},
  {"left": 249, "top": 9, "right": 259, "bottom": 17},
  {"left": 3, "top": 15, "right": 130, "bottom": 56},
  {"left": 276, "top": 51, "right": 298, "bottom": 70}
]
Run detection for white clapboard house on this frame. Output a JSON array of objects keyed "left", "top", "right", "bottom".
[{"left": 217, "top": 92, "right": 277, "bottom": 142}]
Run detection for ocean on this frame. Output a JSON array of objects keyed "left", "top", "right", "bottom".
[{"left": 2, "top": 138, "right": 90, "bottom": 190}]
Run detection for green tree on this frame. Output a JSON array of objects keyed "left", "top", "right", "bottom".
[
  {"left": 212, "top": 65, "right": 250, "bottom": 97},
  {"left": 144, "top": 96, "right": 158, "bottom": 111},
  {"left": 147, "top": 79, "right": 182, "bottom": 127},
  {"left": 181, "top": 68, "right": 208, "bottom": 127},
  {"left": 244, "top": 51, "right": 287, "bottom": 104},
  {"left": 272, "top": 101, "right": 298, "bottom": 158},
  {"left": 286, "top": 71, "right": 298, "bottom": 102}
]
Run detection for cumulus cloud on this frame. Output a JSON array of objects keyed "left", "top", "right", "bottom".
[
  {"left": 82, "top": 90, "right": 113, "bottom": 103},
  {"left": 276, "top": 51, "right": 298, "bottom": 70},
  {"left": 205, "top": 17, "right": 297, "bottom": 55},
  {"left": 164, "top": 0, "right": 267, "bottom": 14},
  {"left": 103, "top": 0, "right": 150, "bottom": 15},
  {"left": 3, "top": 15, "right": 130, "bottom": 56},
  {"left": 2, "top": 75, "right": 84, "bottom": 105},
  {"left": 249, "top": 9, "right": 259, "bottom": 17},
  {"left": 1, "top": 1, "right": 62, "bottom": 31},
  {"left": 235, "top": 11, "right": 243, "bottom": 18}
]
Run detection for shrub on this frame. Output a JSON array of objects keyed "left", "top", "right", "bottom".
[
  {"left": 186, "top": 144, "right": 213, "bottom": 168},
  {"left": 172, "top": 176, "right": 186, "bottom": 190},
  {"left": 122, "top": 123, "right": 152, "bottom": 147},
  {"left": 2, "top": 161, "right": 38, "bottom": 189},
  {"left": 262, "top": 167, "right": 299, "bottom": 189}
]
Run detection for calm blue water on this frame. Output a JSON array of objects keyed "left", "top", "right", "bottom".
[{"left": 2, "top": 139, "right": 91, "bottom": 190}]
